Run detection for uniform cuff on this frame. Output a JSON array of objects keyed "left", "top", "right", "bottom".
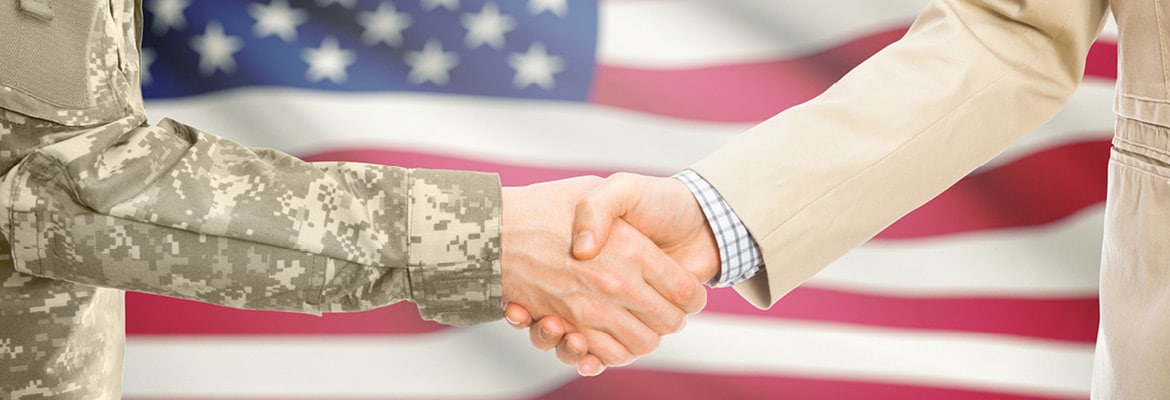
[{"left": 406, "top": 169, "right": 503, "bottom": 326}]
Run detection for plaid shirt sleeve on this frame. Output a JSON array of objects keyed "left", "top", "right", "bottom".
[{"left": 674, "top": 170, "right": 765, "bottom": 287}]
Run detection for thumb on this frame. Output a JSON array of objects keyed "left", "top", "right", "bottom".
[{"left": 571, "top": 174, "right": 640, "bottom": 260}]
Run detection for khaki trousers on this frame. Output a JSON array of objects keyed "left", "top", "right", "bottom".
[{"left": 1093, "top": 118, "right": 1170, "bottom": 398}]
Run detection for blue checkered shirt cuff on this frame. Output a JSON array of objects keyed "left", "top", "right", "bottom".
[{"left": 674, "top": 170, "right": 765, "bottom": 287}]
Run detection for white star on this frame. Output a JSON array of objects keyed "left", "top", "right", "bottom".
[
  {"left": 301, "top": 36, "right": 356, "bottom": 84},
  {"left": 508, "top": 42, "right": 563, "bottom": 90},
  {"left": 249, "top": 0, "right": 308, "bottom": 42},
  {"left": 460, "top": 3, "right": 515, "bottom": 50},
  {"left": 528, "top": 0, "right": 567, "bottom": 17},
  {"left": 139, "top": 48, "right": 156, "bottom": 85},
  {"left": 148, "top": 0, "right": 190, "bottom": 34},
  {"left": 357, "top": 2, "right": 412, "bottom": 47},
  {"left": 404, "top": 39, "right": 459, "bottom": 86},
  {"left": 316, "top": 0, "right": 355, "bottom": 8},
  {"left": 190, "top": 21, "right": 244, "bottom": 76},
  {"left": 421, "top": 0, "right": 459, "bottom": 11}
]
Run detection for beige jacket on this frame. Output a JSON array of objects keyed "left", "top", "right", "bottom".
[{"left": 692, "top": 0, "right": 1153, "bottom": 307}]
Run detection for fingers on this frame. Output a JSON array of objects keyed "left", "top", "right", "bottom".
[
  {"left": 579, "top": 328, "right": 638, "bottom": 367},
  {"left": 527, "top": 316, "right": 567, "bottom": 352},
  {"left": 554, "top": 332, "right": 609, "bottom": 377},
  {"left": 571, "top": 173, "right": 641, "bottom": 260},
  {"left": 621, "top": 223, "right": 707, "bottom": 315},
  {"left": 555, "top": 332, "right": 589, "bottom": 365},
  {"left": 503, "top": 303, "right": 534, "bottom": 330},
  {"left": 577, "top": 355, "right": 607, "bottom": 377}
]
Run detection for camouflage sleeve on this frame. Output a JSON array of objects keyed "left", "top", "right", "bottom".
[{"left": 0, "top": 116, "right": 502, "bottom": 326}]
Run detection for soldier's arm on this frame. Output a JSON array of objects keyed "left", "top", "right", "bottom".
[{"left": 0, "top": 116, "right": 501, "bottom": 326}]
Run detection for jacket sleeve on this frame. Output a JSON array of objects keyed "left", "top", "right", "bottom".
[
  {"left": 690, "top": 0, "right": 1110, "bottom": 308},
  {"left": 0, "top": 116, "right": 501, "bottom": 326}
]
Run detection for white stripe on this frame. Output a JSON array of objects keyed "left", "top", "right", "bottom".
[
  {"left": 144, "top": 80, "right": 1111, "bottom": 175},
  {"left": 122, "top": 316, "right": 1092, "bottom": 398},
  {"left": 146, "top": 89, "right": 746, "bottom": 175},
  {"left": 601, "top": 1, "right": 1117, "bottom": 69},
  {"left": 981, "top": 81, "right": 1115, "bottom": 170},
  {"left": 812, "top": 206, "right": 1103, "bottom": 297},
  {"left": 1100, "top": 12, "right": 1118, "bottom": 40},
  {"left": 648, "top": 315, "right": 1092, "bottom": 399},
  {"left": 600, "top": 0, "right": 932, "bottom": 68}
]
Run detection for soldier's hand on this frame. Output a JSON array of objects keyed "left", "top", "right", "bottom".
[
  {"left": 504, "top": 303, "right": 606, "bottom": 376},
  {"left": 500, "top": 176, "right": 706, "bottom": 369}
]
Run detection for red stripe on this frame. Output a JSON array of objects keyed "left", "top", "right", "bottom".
[
  {"left": 125, "top": 292, "right": 446, "bottom": 335},
  {"left": 126, "top": 286, "right": 1097, "bottom": 343},
  {"left": 122, "top": 372, "right": 1082, "bottom": 400},
  {"left": 125, "top": 287, "right": 1097, "bottom": 343},
  {"left": 1085, "top": 41, "right": 1118, "bottom": 82},
  {"left": 591, "top": 27, "right": 1118, "bottom": 123},
  {"left": 706, "top": 288, "right": 1097, "bottom": 343},
  {"left": 533, "top": 370, "right": 1082, "bottom": 400},
  {"left": 877, "top": 139, "right": 1110, "bottom": 239},
  {"left": 303, "top": 149, "right": 616, "bottom": 187}
]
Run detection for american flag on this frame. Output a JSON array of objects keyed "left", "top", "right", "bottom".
[{"left": 127, "top": 0, "right": 1117, "bottom": 399}]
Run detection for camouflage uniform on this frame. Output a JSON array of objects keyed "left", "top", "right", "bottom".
[{"left": 0, "top": 1, "right": 503, "bottom": 398}]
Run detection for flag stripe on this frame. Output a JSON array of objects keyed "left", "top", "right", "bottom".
[
  {"left": 124, "top": 375, "right": 1081, "bottom": 400},
  {"left": 142, "top": 79, "right": 1113, "bottom": 175},
  {"left": 599, "top": 0, "right": 931, "bottom": 68},
  {"left": 600, "top": 0, "right": 1117, "bottom": 72},
  {"left": 877, "top": 139, "right": 1109, "bottom": 239},
  {"left": 980, "top": 83, "right": 1113, "bottom": 170},
  {"left": 144, "top": 91, "right": 745, "bottom": 175},
  {"left": 124, "top": 292, "right": 446, "bottom": 335},
  {"left": 530, "top": 371, "right": 1081, "bottom": 400},
  {"left": 810, "top": 206, "right": 1102, "bottom": 297},
  {"left": 704, "top": 289, "right": 1097, "bottom": 343},
  {"left": 121, "top": 316, "right": 1093, "bottom": 399},
  {"left": 125, "top": 289, "right": 1097, "bottom": 342},
  {"left": 590, "top": 27, "right": 905, "bottom": 122},
  {"left": 590, "top": 38, "right": 1117, "bottom": 123}
]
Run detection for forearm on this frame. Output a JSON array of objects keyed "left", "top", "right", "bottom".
[
  {"left": 693, "top": 0, "right": 1110, "bottom": 307},
  {"left": 0, "top": 117, "right": 501, "bottom": 326}
]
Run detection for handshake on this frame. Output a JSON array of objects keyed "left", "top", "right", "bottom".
[{"left": 498, "top": 172, "right": 722, "bottom": 377}]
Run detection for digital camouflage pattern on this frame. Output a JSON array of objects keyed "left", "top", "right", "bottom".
[{"left": 0, "top": 1, "right": 503, "bottom": 398}]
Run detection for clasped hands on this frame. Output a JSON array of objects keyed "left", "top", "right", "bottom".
[{"left": 499, "top": 173, "right": 720, "bottom": 376}]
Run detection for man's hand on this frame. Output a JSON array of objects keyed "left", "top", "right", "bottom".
[
  {"left": 505, "top": 173, "right": 723, "bottom": 375},
  {"left": 573, "top": 173, "right": 720, "bottom": 281},
  {"left": 500, "top": 176, "right": 707, "bottom": 370}
]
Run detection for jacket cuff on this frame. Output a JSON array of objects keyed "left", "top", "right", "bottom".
[{"left": 406, "top": 169, "right": 502, "bottom": 326}]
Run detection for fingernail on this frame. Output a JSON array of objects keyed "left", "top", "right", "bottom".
[
  {"left": 573, "top": 231, "right": 594, "bottom": 254},
  {"left": 540, "top": 326, "right": 554, "bottom": 340},
  {"left": 504, "top": 314, "right": 520, "bottom": 326}
]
